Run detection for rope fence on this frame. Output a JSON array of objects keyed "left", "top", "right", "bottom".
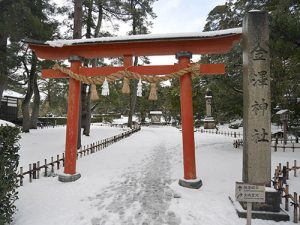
[{"left": 18, "top": 126, "right": 141, "bottom": 186}]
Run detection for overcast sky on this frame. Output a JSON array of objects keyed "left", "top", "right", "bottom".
[
  {"left": 151, "top": 0, "right": 227, "bottom": 63},
  {"left": 54, "top": 0, "right": 228, "bottom": 64},
  {"left": 152, "top": 0, "right": 227, "bottom": 34}
]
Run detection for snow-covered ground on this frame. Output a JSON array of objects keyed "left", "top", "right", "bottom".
[
  {"left": 18, "top": 124, "right": 129, "bottom": 169},
  {"left": 12, "top": 126, "right": 300, "bottom": 225}
]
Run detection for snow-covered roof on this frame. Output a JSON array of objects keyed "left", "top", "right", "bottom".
[
  {"left": 248, "top": 9, "right": 262, "bottom": 12},
  {"left": 43, "top": 28, "right": 242, "bottom": 48},
  {"left": 150, "top": 111, "right": 162, "bottom": 115},
  {"left": 276, "top": 109, "right": 289, "bottom": 115},
  {"left": 3, "top": 89, "right": 23, "bottom": 98}
]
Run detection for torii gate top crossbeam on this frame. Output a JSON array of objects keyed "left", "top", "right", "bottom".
[{"left": 25, "top": 28, "right": 242, "bottom": 60}]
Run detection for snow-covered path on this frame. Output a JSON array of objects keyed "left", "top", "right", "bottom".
[
  {"left": 81, "top": 129, "right": 181, "bottom": 225},
  {"left": 13, "top": 126, "right": 299, "bottom": 225}
]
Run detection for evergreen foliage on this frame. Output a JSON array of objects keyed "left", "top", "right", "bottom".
[
  {"left": 0, "top": 126, "right": 21, "bottom": 224},
  {"left": 199, "top": 0, "right": 300, "bottom": 124}
]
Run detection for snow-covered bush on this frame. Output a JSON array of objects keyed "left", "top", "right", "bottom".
[{"left": 0, "top": 126, "right": 21, "bottom": 224}]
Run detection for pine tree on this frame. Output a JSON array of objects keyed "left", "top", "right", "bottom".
[
  {"left": 201, "top": 0, "right": 300, "bottom": 124},
  {"left": 0, "top": 0, "right": 57, "bottom": 131}
]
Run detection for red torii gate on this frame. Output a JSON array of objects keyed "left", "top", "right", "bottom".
[{"left": 26, "top": 29, "right": 242, "bottom": 188}]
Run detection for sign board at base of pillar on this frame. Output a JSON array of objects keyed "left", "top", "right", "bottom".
[{"left": 235, "top": 182, "right": 265, "bottom": 203}]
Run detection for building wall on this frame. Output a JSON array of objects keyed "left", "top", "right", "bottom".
[{"left": 0, "top": 96, "right": 19, "bottom": 123}]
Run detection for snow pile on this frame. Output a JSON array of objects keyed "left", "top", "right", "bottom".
[{"left": 0, "top": 119, "right": 15, "bottom": 127}]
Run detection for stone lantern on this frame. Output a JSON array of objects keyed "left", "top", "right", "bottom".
[
  {"left": 149, "top": 111, "right": 162, "bottom": 125},
  {"left": 276, "top": 109, "right": 289, "bottom": 144},
  {"left": 203, "top": 88, "right": 215, "bottom": 129}
]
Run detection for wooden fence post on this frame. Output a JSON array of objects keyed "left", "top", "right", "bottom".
[
  {"left": 29, "top": 164, "right": 32, "bottom": 183},
  {"left": 62, "top": 153, "right": 65, "bottom": 167},
  {"left": 57, "top": 155, "right": 60, "bottom": 169},
  {"left": 279, "top": 163, "right": 282, "bottom": 174},
  {"left": 20, "top": 167, "right": 23, "bottom": 186},
  {"left": 44, "top": 159, "right": 48, "bottom": 176},
  {"left": 51, "top": 157, "right": 54, "bottom": 174},
  {"left": 299, "top": 195, "right": 300, "bottom": 222},
  {"left": 282, "top": 166, "right": 287, "bottom": 184},
  {"left": 37, "top": 161, "right": 40, "bottom": 179},
  {"left": 285, "top": 184, "right": 289, "bottom": 211},
  {"left": 294, "top": 192, "right": 298, "bottom": 223},
  {"left": 33, "top": 163, "right": 37, "bottom": 179},
  {"left": 295, "top": 160, "right": 297, "bottom": 177},
  {"left": 292, "top": 160, "right": 297, "bottom": 177},
  {"left": 293, "top": 143, "right": 295, "bottom": 152},
  {"left": 287, "top": 161, "right": 289, "bottom": 180}
]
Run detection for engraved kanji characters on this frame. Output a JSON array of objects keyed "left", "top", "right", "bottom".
[
  {"left": 252, "top": 71, "right": 268, "bottom": 86},
  {"left": 251, "top": 42, "right": 268, "bottom": 61},
  {"left": 251, "top": 98, "right": 268, "bottom": 116},
  {"left": 252, "top": 128, "right": 269, "bottom": 143}
]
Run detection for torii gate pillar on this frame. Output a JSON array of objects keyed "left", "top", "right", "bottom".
[
  {"left": 58, "top": 56, "right": 82, "bottom": 182},
  {"left": 177, "top": 51, "right": 202, "bottom": 189}
]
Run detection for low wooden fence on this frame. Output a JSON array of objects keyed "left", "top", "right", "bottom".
[
  {"left": 233, "top": 139, "right": 300, "bottom": 152},
  {"left": 199, "top": 129, "right": 242, "bottom": 138},
  {"left": 273, "top": 143, "right": 300, "bottom": 152},
  {"left": 18, "top": 126, "right": 141, "bottom": 186},
  {"left": 273, "top": 160, "right": 300, "bottom": 223},
  {"left": 274, "top": 137, "right": 299, "bottom": 144},
  {"left": 37, "top": 123, "right": 127, "bottom": 129}
]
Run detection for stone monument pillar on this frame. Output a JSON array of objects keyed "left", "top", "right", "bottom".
[
  {"left": 203, "top": 88, "right": 215, "bottom": 129},
  {"left": 238, "top": 10, "right": 288, "bottom": 221},
  {"left": 243, "top": 10, "right": 271, "bottom": 186}
]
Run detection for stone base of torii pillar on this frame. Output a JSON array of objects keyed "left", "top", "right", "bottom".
[
  {"left": 178, "top": 178, "right": 203, "bottom": 189},
  {"left": 58, "top": 173, "right": 81, "bottom": 182}
]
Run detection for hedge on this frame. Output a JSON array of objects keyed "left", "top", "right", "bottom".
[{"left": 0, "top": 126, "right": 21, "bottom": 224}]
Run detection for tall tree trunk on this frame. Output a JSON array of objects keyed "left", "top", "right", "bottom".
[
  {"left": 73, "top": 0, "right": 84, "bottom": 40},
  {"left": 73, "top": 0, "right": 83, "bottom": 149},
  {"left": 83, "top": 0, "right": 103, "bottom": 135},
  {"left": 127, "top": 4, "right": 138, "bottom": 128},
  {"left": 0, "top": 34, "right": 8, "bottom": 106},
  {"left": 83, "top": 86, "right": 92, "bottom": 136},
  {"left": 22, "top": 53, "right": 37, "bottom": 132},
  {"left": 128, "top": 56, "right": 138, "bottom": 128},
  {"left": 31, "top": 54, "right": 40, "bottom": 129},
  {"left": 82, "top": 0, "right": 94, "bottom": 136}
]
